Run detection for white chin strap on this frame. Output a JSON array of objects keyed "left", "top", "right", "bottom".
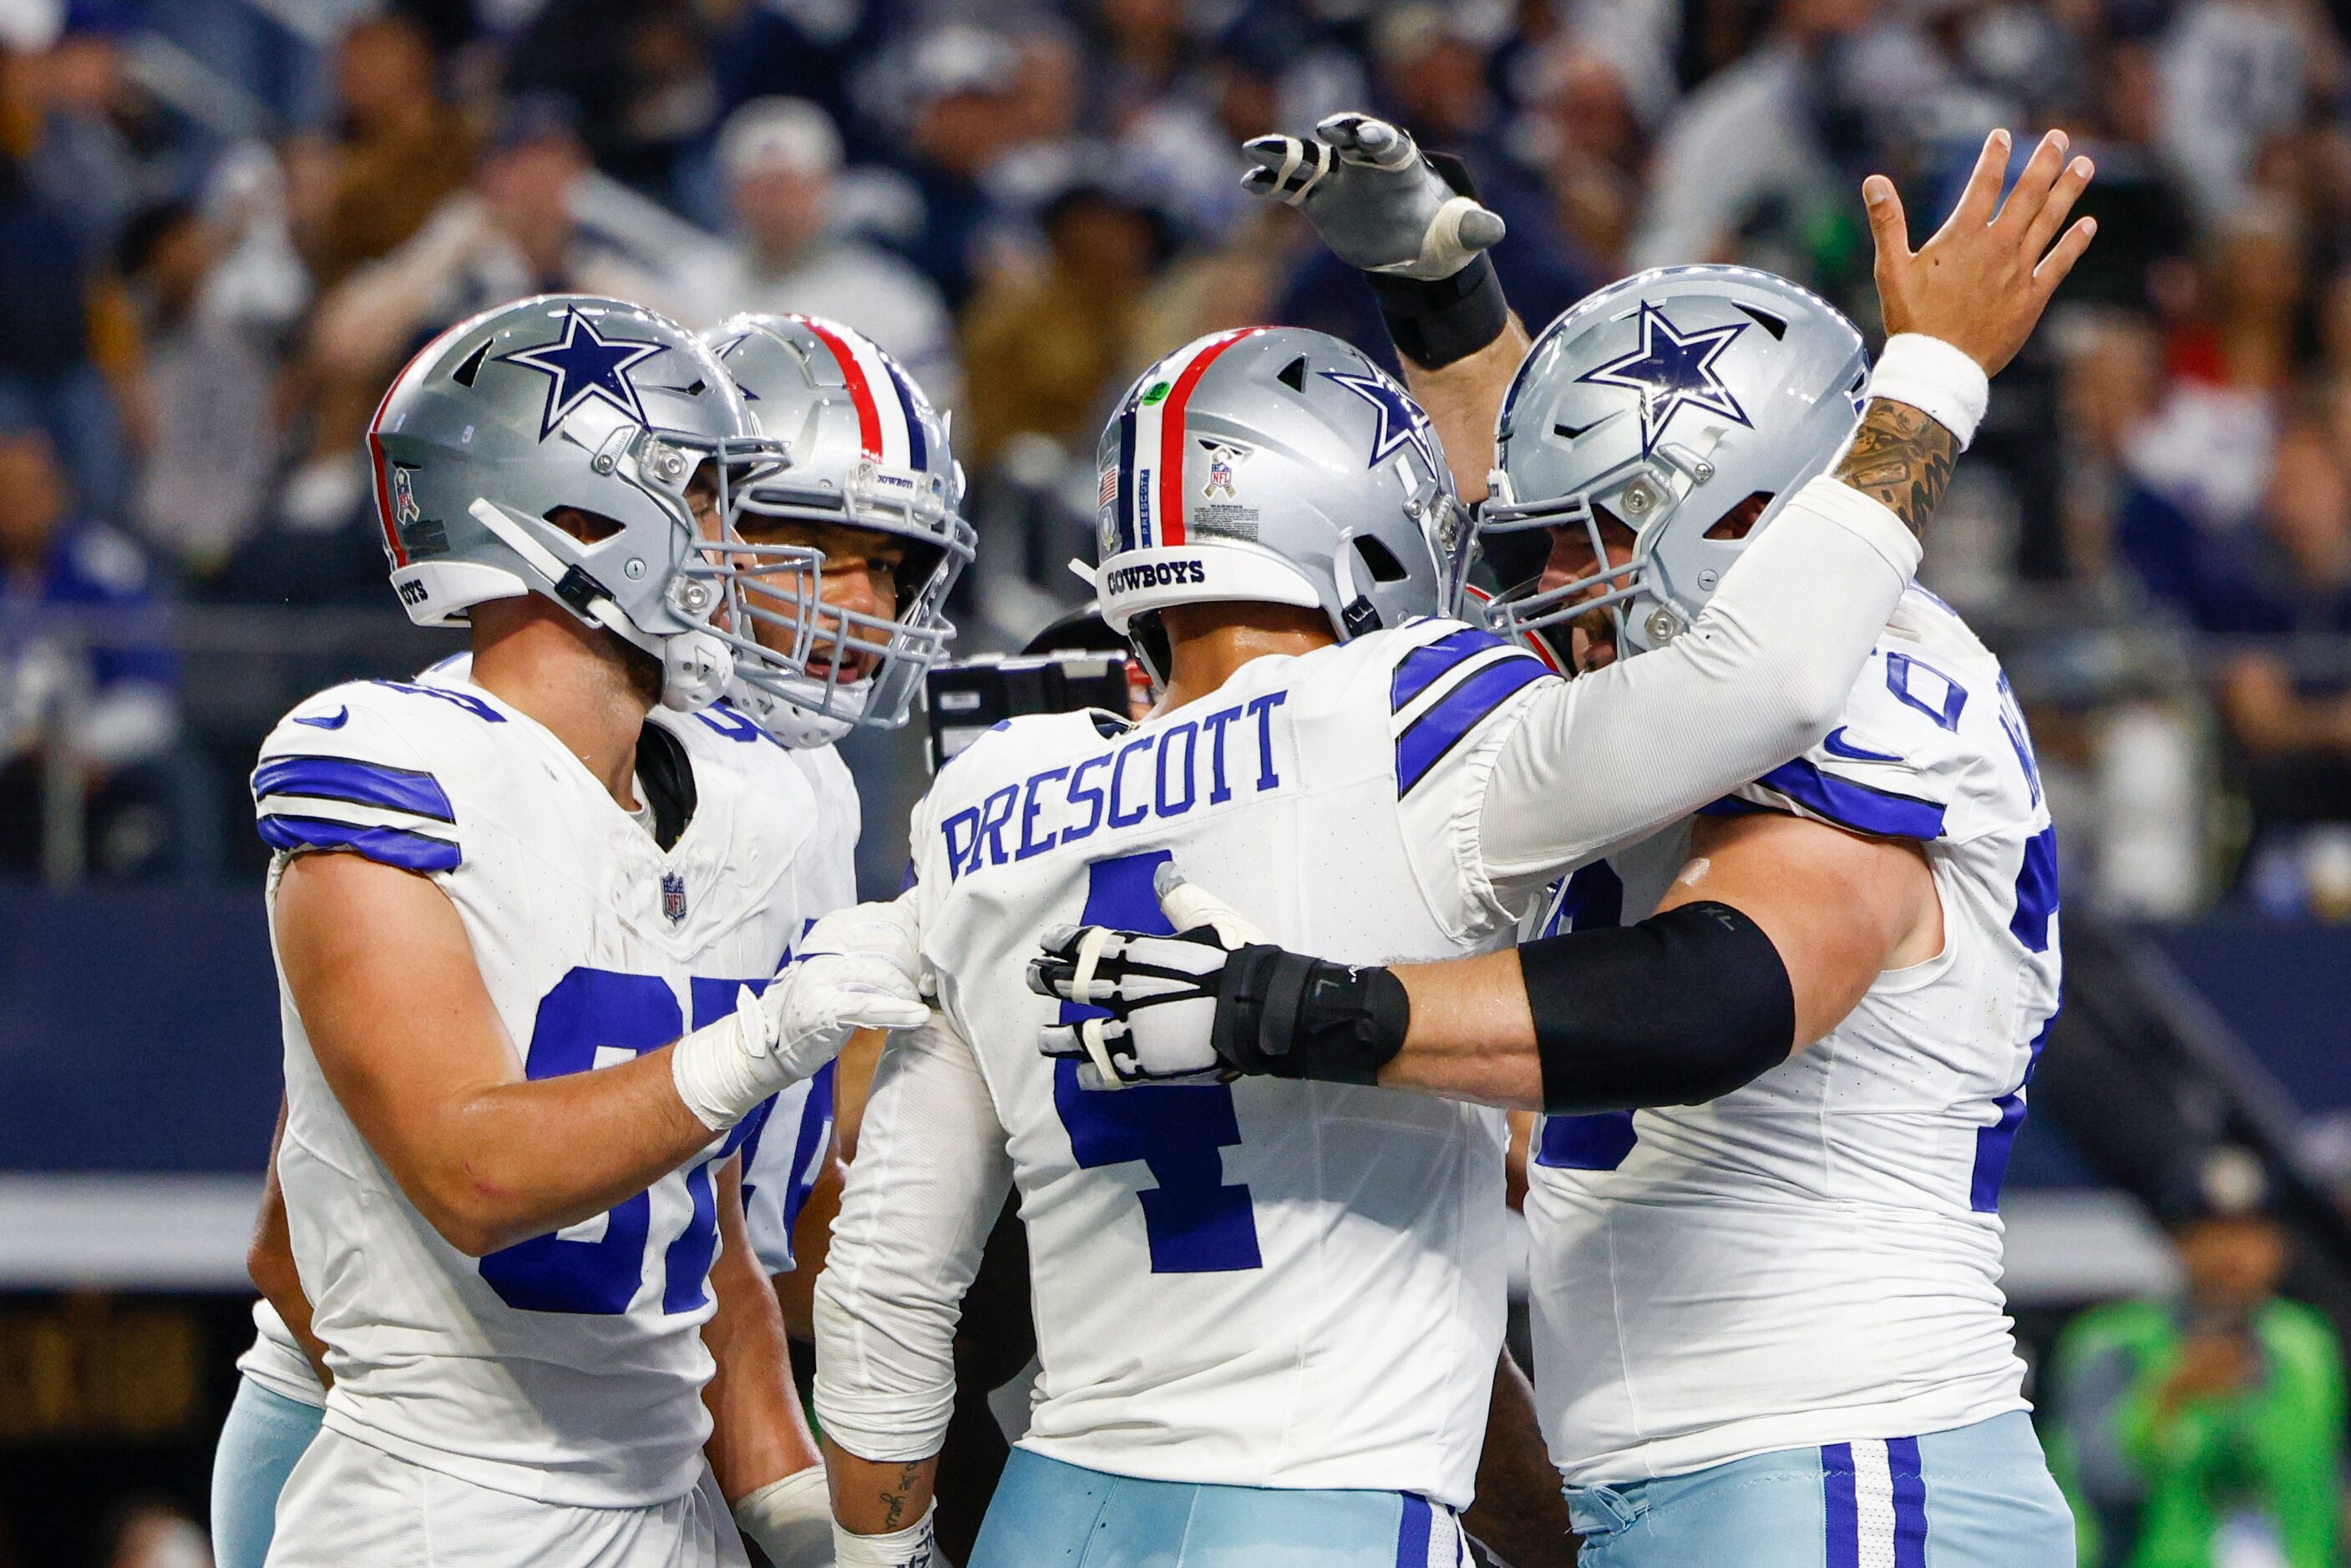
[
  {"left": 466, "top": 498, "right": 732, "bottom": 715},
  {"left": 729, "top": 671, "right": 870, "bottom": 750}
]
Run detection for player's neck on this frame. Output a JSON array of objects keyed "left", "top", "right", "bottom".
[
  {"left": 1152, "top": 602, "right": 1335, "bottom": 716},
  {"left": 468, "top": 599, "right": 657, "bottom": 807}
]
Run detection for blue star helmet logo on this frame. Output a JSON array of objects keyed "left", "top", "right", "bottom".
[
  {"left": 1575, "top": 301, "right": 1752, "bottom": 455},
  {"left": 1319, "top": 367, "right": 1438, "bottom": 476},
  {"left": 495, "top": 306, "right": 670, "bottom": 440}
]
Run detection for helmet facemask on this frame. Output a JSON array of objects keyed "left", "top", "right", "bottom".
[
  {"left": 1468, "top": 265, "right": 1869, "bottom": 674},
  {"left": 695, "top": 435, "right": 974, "bottom": 738},
  {"left": 1477, "top": 437, "right": 1740, "bottom": 663}
]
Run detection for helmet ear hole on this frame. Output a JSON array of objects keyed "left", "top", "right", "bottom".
[
  {"left": 1700, "top": 490, "right": 1775, "bottom": 541},
  {"left": 1353, "top": 535, "right": 1410, "bottom": 584},
  {"left": 545, "top": 506, "right": 627, "bottom": 544}
]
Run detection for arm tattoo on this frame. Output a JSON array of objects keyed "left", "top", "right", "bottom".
[
  {"left": 874, "top": 1461, "right": 925, "bottom": 1531},
  {"left": 1835, "top": 397, "right": 1958, "bottom": 542}
]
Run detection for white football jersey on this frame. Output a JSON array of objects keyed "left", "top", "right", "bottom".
[
  {"left": 895, "top": 620, "right": 1553, "bottom": 1507},
  {"left": 1525, "top": 588, "right": 2062, "bottom": 1485},
  {"left": 416, "top": 654, "right": 854, "bottom": 1280},
  {"left": 735, "top": 726, "right": 855, "bottom": 1279},
  {"left": 255, "top": 673, "right": 826, "bottom": 1507},
  {"left": 237, "top": 1298, "right": 327, "bottom": 1409}
]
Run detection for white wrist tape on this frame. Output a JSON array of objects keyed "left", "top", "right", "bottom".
[
  {"left": 669, "top": 989, "right": 769, "bottom": 1131},
  {"left": 1864, "top": 333, "right": 1990, "bottom": 451},
  {"left": 732, "top": 1466, "right": 833, "bottom": 1568},
  {"left": 833, "top": 1503, "right": 936, "bottom": 1568}
]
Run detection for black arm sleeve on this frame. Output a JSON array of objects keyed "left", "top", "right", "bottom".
[{"left": 1523, "top": 901, "right": 1796, "bottom": 1116}]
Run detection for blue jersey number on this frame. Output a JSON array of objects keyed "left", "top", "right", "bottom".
[
  {"left": 1051, "top": 852, "right": 1263, "bottom": 1273},
  {"left": 479, "top": 969, "right": 766, "bottom": 1315}
]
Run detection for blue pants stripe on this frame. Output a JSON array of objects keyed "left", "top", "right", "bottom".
[
  {"left": 1822, "top": 1442, "right": 1859, "bottom": 1568},
  {"left": 1888, "top": 1434, "right": 1929, "bottom": 1568},
  {"left": 1396, "top": 1493, "right": 1431, "bottom": 1565}
]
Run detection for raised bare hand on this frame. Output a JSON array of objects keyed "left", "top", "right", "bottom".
[{"left": 1863, "top": 129, "right": 2097, "bottom": 377}]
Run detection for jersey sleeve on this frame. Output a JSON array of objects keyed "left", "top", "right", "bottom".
[
  {"left": 1474, "top": 476, "right": 1923, "bottom": 907},
  {"left": 811, "top": 1013, "right": 1012, "bottom": 1464},
  {"left": 251, "top": 685, "right": 465, "bottom": 875},
  {"left": 1711, "top": 628, "right": 1998, "bottom": 845},
  {"left": 1384, "top": 622, "right": 1563, "bottom": 941}
]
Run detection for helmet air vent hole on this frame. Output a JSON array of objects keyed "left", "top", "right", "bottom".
[
  {"left": 451, "top": 341, "right": 491, "bottom": 388},
  {"left": 1735, "top": 305, "right": 1788, "bottom": 341},
  {"left": 1354, "top": 535, "right": 1410, "bottom": 584},
  {"left": 1702, "top": 490, "right": 1776, "bottom": 540},
  {"left": 1553, "top": 419, "right": 1595, "bottom": 441},
  {"left": 1277, "top": 356, "right": 1309, "bottom": 392},
  {"left": 544, "top": 506, "right": 627, "bottom": 544}
]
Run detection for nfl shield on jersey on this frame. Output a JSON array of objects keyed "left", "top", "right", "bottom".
[
  {"left": 252, "top": 671, "right": 835, "bottom": 1507},
  {"left": 902, "top": 617, "right": 1558, "bottom": 1509},
  {"left": 1524, "top": 587, "right": 2062, "bottom": 1486}
]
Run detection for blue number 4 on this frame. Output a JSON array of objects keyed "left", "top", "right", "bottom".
[
  {"left": 479, "top": 969, "right": 766, "bottom": 1315},
  {"left": 1052, "top": 852, "right": 1263, "bottom": 1273}
]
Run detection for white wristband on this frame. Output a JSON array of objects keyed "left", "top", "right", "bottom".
[
  {"left": 669, "top": 991, "right": 770, "bottom": 1132},
  {"left": 833, "top": 1503, "right": 936, "bottom": 1568},
  {"left": 1863, "top": 333, "right": 1989, "bottom": 451},
  {"left": 732, "top": 1466, "right": 833, "bottom": 1568}
]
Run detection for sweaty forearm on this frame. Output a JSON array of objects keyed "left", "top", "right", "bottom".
[
  {"left": 1397, "top": 315, "right": 1532, "bottom": 505},
  {"left": 1376, "top": 950, "right": 1543, "bottom": 1108},
  {"left": 1834, "top": 397, "right": 1959, "bottom": 544},
  {"left": 824, "top": 1444, "right": 935, "bottom": 1535},
  {"left": 702, "top": 1166, "right": 819, "bottom": 1502},
  {"left": 424, "top": 1048, "right": 716, "bottom": 1254}
]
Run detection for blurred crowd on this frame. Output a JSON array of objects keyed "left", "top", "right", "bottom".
[{"left": 6, "top": 0, "right": 2351, "bottom": 908}]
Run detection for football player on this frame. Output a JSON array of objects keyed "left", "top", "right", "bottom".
[
  {"left": 250, "top": 294, "right": 928, "bottom": 1567},
  {"left": 211, "top": 311, "right": 969, "bottom": 1568},
  {"left": 808, "top": 231, "right": 1966, "bottom": 1560},
  {"left": 1033, "top": 119, "right": 2088, "bottom": 1565}
]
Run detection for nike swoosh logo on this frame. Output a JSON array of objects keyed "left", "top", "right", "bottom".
[
  {"left": 1822, "top": 726, "right": 1900, "bottom": 762},
  {"left": 293, "top": 706, "right": 350, "bottom": 730}
]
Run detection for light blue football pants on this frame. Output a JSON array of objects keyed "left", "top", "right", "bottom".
[
  {"left": 210, "top": 1375, "right": 324, "bottom": 1568},
  {"left": 970, "top": 1448, "right": 1469, "bottom": 1567},
  {"left": 1564, "top": 1411, "right": 2074, "bottom": 1568}
]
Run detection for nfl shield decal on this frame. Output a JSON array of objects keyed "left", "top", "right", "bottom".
[{"left": 661, "top": 871, "right": 688, "bottom": 924}]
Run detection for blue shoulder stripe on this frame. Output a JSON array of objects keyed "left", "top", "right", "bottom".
[
  {"left": 257, "top": 815, "right": 461, "bottom": 873},
  {"left": 1752, "top": 757, "right": 1945, "bottom": 841},
  {"left": 1395, "top": 654, "right": 1548, "bottom": 796},
  {"left": 253, "top": 755, "right": 455, "bottom": 822},
  {"left": 1389, "top": 625, "right": 1507, "bottom": 714}
]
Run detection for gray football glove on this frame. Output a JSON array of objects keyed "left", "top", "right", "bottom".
[{"left": 1241, "top": 113, "right": 1505, "bottom": 281}]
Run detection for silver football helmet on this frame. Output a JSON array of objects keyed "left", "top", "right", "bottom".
[
  {"left": 368, "top": 294, "right": 782, "bottom": 712},
  {"left": 1092, "top": 326, "right": 1467, "bottom": 656},
  {"left": 702, "top": 313, "right": 974, "bottom": 747},
  {"left": 1479, "top": 266, "right": 1867, "bottom": 658}
]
